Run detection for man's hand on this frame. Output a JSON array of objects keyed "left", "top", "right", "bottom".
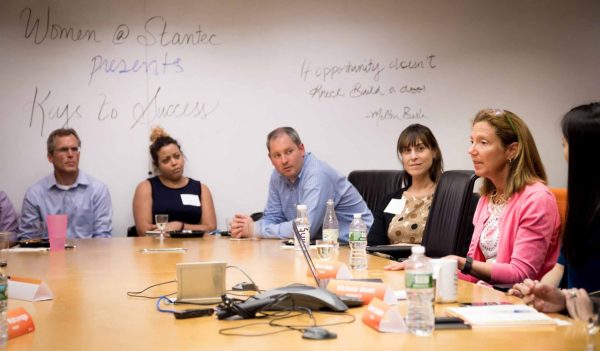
[{"left": 231, "top": 214, "right": 255, "bottom": 238}]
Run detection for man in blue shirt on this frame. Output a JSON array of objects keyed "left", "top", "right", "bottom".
[
  {"left": 232, "top": 127, "right": 372, "bottom": 243},
  {"left": 18, "top": 128, "right": 113, "bottom": 240}
]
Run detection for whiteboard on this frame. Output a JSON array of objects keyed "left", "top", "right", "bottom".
[{"left": 1, "top": 0, "right": 599, "bottom": 236}]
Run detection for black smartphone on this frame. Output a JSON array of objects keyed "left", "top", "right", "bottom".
[
  {"left": 19, "top": 239, "right": 50, "bottom": 248},
  {"left": 19, "top": 239, "right": 75, "bottom": 249},
  {"left": 434, "top": 316, "right": 471, "bottom": 330}
]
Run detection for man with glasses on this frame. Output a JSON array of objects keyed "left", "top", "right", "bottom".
[
  {"left": 231, "top": 127, "right": 372, "bottom": 243},
  {"left": 18, "top": 128, "right": 113, "bottom": 240}
]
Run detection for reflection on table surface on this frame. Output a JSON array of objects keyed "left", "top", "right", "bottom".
[{"left": 5, "top": 236, "right": 597, "bottom": 351}]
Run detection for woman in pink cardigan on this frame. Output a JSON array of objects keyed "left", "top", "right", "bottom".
[
  {"left": 449, "top": 109, "right": 561, "bottom": 285},
  {"left": 385, "top": 109, "right": 561, "bottom": 284}
]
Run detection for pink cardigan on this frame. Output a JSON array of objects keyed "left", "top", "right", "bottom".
[{"left": 459, "top": 182, "right": 560, "bottom": 284}]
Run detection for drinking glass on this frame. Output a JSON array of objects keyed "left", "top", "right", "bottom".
[
  {"left": 0, "top": 232, "right": 12, "bottom": 266},
  {"left": 155, "top": 214, "right": 169, "bottom": 238},
  {"left": 316, "top": 240, "right": 335, "bottom": 261}
]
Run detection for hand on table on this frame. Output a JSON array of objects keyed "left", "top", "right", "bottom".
[
  {"left": 230, "top": 214, "right": 255, "bottom": 238},
  {"left": 509, "top": 279, "right": 566, "bottom": 313},
  {"left": 384, "top": 260, "right": 407, "bottom": 271}
]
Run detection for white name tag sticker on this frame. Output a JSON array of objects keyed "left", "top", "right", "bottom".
[
  {"left": 180, "top": 194, "right": 201, "bottom": 207},
  {"left": 384, "top": 198, "right": 406, "bottom": 215}
]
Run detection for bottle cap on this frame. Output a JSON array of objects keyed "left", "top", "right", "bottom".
[
  {"left": 353, "top": 213, "right": 361, "bottom": 219},
  {"left": 326, "top": 199, "right": 334, "bottom": 205},
  {"left": 297, "top": 204, "right": 307, "bottom": 210},
  {"left": 411, "top": 245, "right": 425, "bottom": 254}
]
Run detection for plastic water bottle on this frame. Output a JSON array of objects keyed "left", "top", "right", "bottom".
[
  {"left": 405, "top": 245, "right": 434, "bottom": 336},
  {"left": 0, "top": 262, "right": 8, "bottom": 347},
  {"left": 322, "top": 199, "right": 339, "bottom": 244},
  {"left": 348, "top": 213, "right": 368, "bottom": 270},
  {"left": 294, "top": 204, "right": 311, "bottom": 250}
]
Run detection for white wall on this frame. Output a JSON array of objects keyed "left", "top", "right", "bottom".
[{"left": 1, "top": 0, "right": 599, "bottom": 236}]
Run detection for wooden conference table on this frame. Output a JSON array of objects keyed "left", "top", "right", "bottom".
[{"left": 4, "top": 236, "right": 597, "bottom": 351}]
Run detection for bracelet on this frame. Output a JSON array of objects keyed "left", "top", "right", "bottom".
[{"left": 461, "top": 257, "right": 474, "bottom": 274}]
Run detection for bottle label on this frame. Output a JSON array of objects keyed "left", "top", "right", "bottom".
[
  {"left": 405, "top": 272, "right": 433, "bottom": 289},
  {"left": 296, "top": 224, "right": 310, "bottom": 246},
  {"left": 349, "top": 230, "right": 365, "bottom": 241},
  {"left": 322, "top": 228, "right": 339, "bottom": 242},
  {"left": 0, "top": 276, "right": 7, "bottom": 301}
]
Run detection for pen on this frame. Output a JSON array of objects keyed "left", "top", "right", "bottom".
[
  {"left": 507, "top": 309, "right": 533, "bottom": 313},
  {"left": 140, "top": 248, "right": 188, "bottom": 253},
  {"left": 459, "top": 302, "right": 511, "bottom": 306}
]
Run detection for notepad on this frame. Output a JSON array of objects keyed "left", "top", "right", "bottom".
[{"left": 445, "top": 305, "right": 556, "bottom": 327}]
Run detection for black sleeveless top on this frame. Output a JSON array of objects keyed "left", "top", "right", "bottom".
[{"left": 149, "top": 176, "right": 203, "bottom": 225}]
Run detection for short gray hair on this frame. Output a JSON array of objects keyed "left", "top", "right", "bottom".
[
  {"left": 47, "top": 128, "right": 81, "bottom": 154},
  {"left": 266, "top": 127, "right": 302, "bottom": 152}
]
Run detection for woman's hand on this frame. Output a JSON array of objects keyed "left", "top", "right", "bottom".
[
  {"left": 564, "top": 288, "right": 595, "bottom": 322},
  {"left": 507, "top": 279, "right": 534, "bottom": 299},
  {"left": 384, "top": 260, "right": 407, "bottom": 271},
  {"left": 165, "top": 221, "right": 184, "bottom": 232},
  {"left": 511, "top": 279, "right": 566, "bottom": 313}
]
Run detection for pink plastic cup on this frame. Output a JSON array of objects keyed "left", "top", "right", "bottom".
[{"left": 47, "top": 214, "right": 67, "bottom": 251}]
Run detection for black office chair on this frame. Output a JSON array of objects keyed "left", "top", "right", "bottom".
[
  {"left": 367, "top": 170, "right": 479, "bottom": 260},
  {"left": 421, "top": 170, "right": 479, "bottom": 258},
  {"left": 127, "top": 226, "right": 138, "bottom": 237},
  {"left": 347, "top": 170, "right": 404, "bottom": 213}
]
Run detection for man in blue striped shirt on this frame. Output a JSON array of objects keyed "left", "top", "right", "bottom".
[
  {"left": 18, "top": 128, "right": 113, "bottom": 240},
  {"left": 232, "top": 127, "right": 372, "bottom": 243}
]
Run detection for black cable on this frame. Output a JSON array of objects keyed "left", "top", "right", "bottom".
[
  {"left": 217, "top": 294, "right": 355, "bottom": 337},
  {"left": 219, "top": 308, "right": 355, "bottom": 337},
  {"left": 127, "top": 280, "right": 177, "bottom": 299},
  {"left": 226, "top": 265, "right": 262, "bottom": 291},
  {"left": 224, "top": 290, "right": 262, "bottom": 297}
]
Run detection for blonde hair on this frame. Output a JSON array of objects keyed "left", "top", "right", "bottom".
[
  {"left": 473, "top": 109, "right": 547, "bottom": 199},
  {"left": 150, "top": 126, "right": 169, "bottom": 143}
]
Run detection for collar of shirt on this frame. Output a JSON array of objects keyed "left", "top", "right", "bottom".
[{"left": 44, "top": 171, "right": 91, "bottom": 191}]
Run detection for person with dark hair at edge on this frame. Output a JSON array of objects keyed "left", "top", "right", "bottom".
[{"left": 509, "top": 103, "right": 600, "bottom": 323}]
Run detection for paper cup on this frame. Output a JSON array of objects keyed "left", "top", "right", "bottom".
[
  {"left": 431, "top": 258, "right": 458, "bottom": 303},
  {"left": 47, "top": 214, "right": 67, "bottom": 251}
]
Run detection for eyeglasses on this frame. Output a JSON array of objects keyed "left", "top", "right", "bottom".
[{"left": 55, "top": 146, "right": 81, "bottom": 154}]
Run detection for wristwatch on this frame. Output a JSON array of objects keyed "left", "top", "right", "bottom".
[{"left": 461, "top": 257, "right": 474, "bottom": 274}]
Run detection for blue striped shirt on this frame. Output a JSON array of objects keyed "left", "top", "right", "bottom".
[
  {"left": 256, "top": 153, "right": 372, "bottom": 243},
  {"left": 18, "top": 171, "right": 113, "bottom": 240}
]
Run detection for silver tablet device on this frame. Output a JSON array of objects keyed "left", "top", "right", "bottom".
[{"left": 176, "top": 261, "right": 226, "bottom": 304}]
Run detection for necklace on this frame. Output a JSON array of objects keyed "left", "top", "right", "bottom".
[
  {"left": 406, "top": 182, "right": 436, "bottom": 198},
  {"left": 490, "top": 190, "right": 507, "bottom": 205}
]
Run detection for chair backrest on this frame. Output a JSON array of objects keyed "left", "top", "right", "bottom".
[
  {"left": 549, "top": 188, "right": 567, "bottom": 234},
  {"left": 127, "top": 226, "right": 138, "bottom": 237},
  {"left": 421, "top": 170, "right": 479, "bottom": 258},
  {"left": 347, "top": 170, "right": 404, "bottom": 213}
]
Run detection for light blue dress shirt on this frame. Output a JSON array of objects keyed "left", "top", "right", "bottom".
[
  {"left": 0, "top": 191, "right": 18, "bottom": 233},
  {"left": 18, "top": 171, "right": 113, "bottom": 240},
  {"left": 256, "top": 153, "right": 373, "bottom": 243}
]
